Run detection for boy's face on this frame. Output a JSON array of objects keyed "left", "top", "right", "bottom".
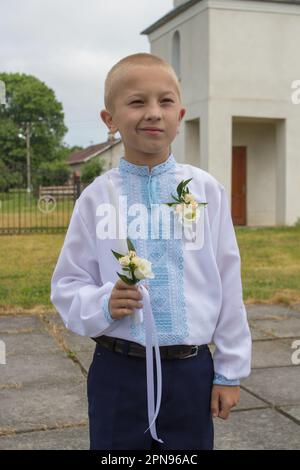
[{"left": 101, "top": 65, "right": 186, "bottom": 164}]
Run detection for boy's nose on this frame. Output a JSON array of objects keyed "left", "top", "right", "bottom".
[{"left": 144, "top": 106, "right": 162, "bottom": 120}]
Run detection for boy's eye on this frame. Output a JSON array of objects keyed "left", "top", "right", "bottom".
[{"left": 129, "top": 99, "right": 174, "bottom": 105}]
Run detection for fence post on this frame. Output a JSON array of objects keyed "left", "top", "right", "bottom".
[{"left": 73, "top": 171, "right": 81, "bottom": 202}]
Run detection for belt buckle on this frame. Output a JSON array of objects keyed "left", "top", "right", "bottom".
[{"left": 181, "top": 346, "right": 199, "bottom": 359}]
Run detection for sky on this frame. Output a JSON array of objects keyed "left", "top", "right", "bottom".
[{"left": 0, "top": 0, "right": 174, "bottom": 148}]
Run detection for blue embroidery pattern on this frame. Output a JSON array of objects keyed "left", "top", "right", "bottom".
[
  {"left": 101, "top": 294, "right": 116, "bottom": 324},
  {"left": 213, "top": 372, "right": 240, "bottom": 386},
  {"left": 119, "top": 155, "right": 189, "bottom": 346}
]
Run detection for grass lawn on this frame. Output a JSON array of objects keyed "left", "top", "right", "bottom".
[{"left": 0, "top": 226, "right": 299, "bottom": 313}]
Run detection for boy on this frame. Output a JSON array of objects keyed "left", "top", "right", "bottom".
[{"left": 51, "top": 53, "right": 252, "bottom": 450}]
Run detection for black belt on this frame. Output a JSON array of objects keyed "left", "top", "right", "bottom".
[{"left": 92, "top": 335, "right": 208, "bottom": 360}]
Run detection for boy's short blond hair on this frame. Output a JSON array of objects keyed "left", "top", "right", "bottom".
[{"left": 104, "top": 53, "right": 181, "bottom": 115}]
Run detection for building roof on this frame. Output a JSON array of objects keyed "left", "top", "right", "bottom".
[
  {"left": 67, "top": 138, "right": 122, "bottom": 165},
  {"left": 141, "top": 0, "right": 300, "bottom": 35}
]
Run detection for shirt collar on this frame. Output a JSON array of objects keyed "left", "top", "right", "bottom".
[{"left": 119, "top": 152, "right": 176, "bottom": 176}]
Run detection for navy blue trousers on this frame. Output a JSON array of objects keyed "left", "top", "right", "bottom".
[{"left": 87, "top": 342, "right": 214, "bottom": 450}]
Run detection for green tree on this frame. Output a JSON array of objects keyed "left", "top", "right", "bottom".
[
  {"left": 0, "top": 160, "right": 22, "bottom": 191},
  {"left": 33, "top": 160, "right": 71, "bottom": 187},
  {"left": 0, "top": 72, "right": 67, "bottom": 187},
  {"left": 81, "top": 158, "right": 104, "bottom": 184}
]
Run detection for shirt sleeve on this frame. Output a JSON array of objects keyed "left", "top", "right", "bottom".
[
  {"left": 50, "top": 200, "right": 116, "bottom": 337},
  {"left": 212, "top": 185, "right": 252, "bottom": 380},
  {"left": 213, "top": 372, "right": 240, "bottom": 386}
]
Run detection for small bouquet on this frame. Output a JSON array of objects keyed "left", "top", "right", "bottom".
[
  {"left": 164, "top": 178, "right": 207, "bottom": 226},
  {"left": 111, "top": 237, "right": 155, "bottom": 323},
  {"left": 112, "top": 237, "right": 155, "bottom": 285}
]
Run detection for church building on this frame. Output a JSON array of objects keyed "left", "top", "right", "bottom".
[{"left": 142, "top": 0, "right": 300, "bottom": 226}]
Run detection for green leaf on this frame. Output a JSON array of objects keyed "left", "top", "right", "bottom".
[
  {"left": 126, "top": 237, "right": 136, "bottom": 253},
  {"left": 116, "top": 272, "right": 136, "bottom": 285},
  {"left": 182, "top": 178, "right": 193, "bottom": 189},
  {"left": 171, "top": 194, "right": 182, "bottom": 203},
  {"left": 176, "top": 178, "right": 193, "bottom": 198},
  {"left": 176, "top": 181, "right": 184, "bottom": 197},
  {"left": 131, "top": 271, "right": 138, "bottom": 283},
  {"left": 111, "top": 249, "right": 124, "bottom": 260}
]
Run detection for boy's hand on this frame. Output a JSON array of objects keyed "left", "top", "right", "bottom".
[
  {"left": 108, "top": 279, "right": 144, "bottom": 320},
  {"left": 210, "top": 385, "right": 240, "bottom": 419}
]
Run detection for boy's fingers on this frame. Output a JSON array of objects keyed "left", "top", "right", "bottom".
[
  {"left": 113, "top": 299, "right": 143, "bottom": 309},
  {"left": 218, "top": 401, "right": 231, "bottom": 420},
  {"left": 114, "top": 289, "right": 142, "bottom": 300},
  {"left": 115, "top": 279, "right": 138, "bottom": 290},
  {"left": 210, "top": 387, "right": 220, "bottom": 418}
]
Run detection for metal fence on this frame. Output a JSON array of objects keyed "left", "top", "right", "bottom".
[{"left": 0, "top": 175, "right": 84, "bottom": 235}]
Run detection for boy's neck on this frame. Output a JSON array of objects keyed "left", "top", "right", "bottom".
[{"left": 123, "top": 150, "right": 171, "bottom": 171}]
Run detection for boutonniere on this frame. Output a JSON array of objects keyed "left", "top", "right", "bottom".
[
  {"left": 111, "top": 237, "right": 155, "bottom": 286},
  {"left": 164, "top": 178, "right": 208, "bottom": 225}
]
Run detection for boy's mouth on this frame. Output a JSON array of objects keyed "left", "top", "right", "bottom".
[{"left": 139, "top": 128, "right": 164, "bottom": 135}]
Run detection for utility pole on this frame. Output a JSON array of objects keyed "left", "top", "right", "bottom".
[{"left": 25, "top": 122, "right": 31, "bottom": 193}]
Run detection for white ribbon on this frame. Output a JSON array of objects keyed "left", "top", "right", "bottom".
[{"left": 137, "top": 284, "right": 164, "bottom": 444}]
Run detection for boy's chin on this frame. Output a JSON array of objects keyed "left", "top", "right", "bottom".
[{"left": 126, "top": 144, "right": 171, "bottom": 156}]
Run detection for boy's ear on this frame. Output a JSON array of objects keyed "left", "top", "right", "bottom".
[
  {"left": 178, "top": 107, "right": 186, "bottom": 123},
  {"left": 100, "top": 109, "right": 118, "bottom": 133}
]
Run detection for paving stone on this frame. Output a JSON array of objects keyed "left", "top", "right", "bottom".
[
  {"left": 214, "top": 408, "right": 300, "bottom": 450},
  {"left": 75, "top": 350, "right": 95, "bottom": 372},
  {"left": 249, "top": 317, "right": 300, "bottom": 338},
  {"left": 290, "top": 304, "right": 300, "bottom": 315},
  {"left": 0, "top": 315, "right": 45, "bottom": 334},
  {"left": 246, "top": 304, "right": 300, "bottom": 321},
  {"left": 0, "top": 353, "right": 83, "bottom": 387},
  {"left": 62, "top": 330, "right": 96, "bottom": 354},
  {"left": 251, "top": 339, "right": 297, "bottom": 368},
  {"left": 0, "top": 426, "right": 89, "bottom": 450},
  {"left": 236, "top": 388, "right": 267, "bottom": 411},
  {"left": 1, "top": 332, "right": 62, "bottom": 356},
  {"left": 279, "top": 405, "right": 300, "bottom": 423},
  {"left": 0, "top": 382, "right": 88, "bottom": 432},
  {"left": 250, "top": 327, "right": 273, "bottom": 341},
  {"left": 243, "top": 366, "right": 300, "bottom": 406},
  {"left": 46, "top": 314, "right": 66, "bottom": 329}
]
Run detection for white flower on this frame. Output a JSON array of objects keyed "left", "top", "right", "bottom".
[
  {"left": 134, "top": 258, "right": 155, "bottom": 280},
  {"left": 175, "top": 204, "right": 200, "bottom": 225},
  {"left": 183, "top": 193, "right": 195, "bottom": 204},
  {"left": 119, "top": 255, "right": 131, "bottom": 267},
  {"left": 130, "top": 256, "right": 140, "bottom": 267},
  {"left": 128, "top": 250, "right": 136, "bottom": 259}
]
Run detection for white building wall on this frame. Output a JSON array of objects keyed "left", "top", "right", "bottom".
[
  {"left": 100, "top": 141, "right": 124, "bottom": 170},
  {"left": 145, "top": 0, "right": 300, "bottom": 225},
  {"left": 208, "top": 1, "right": 300, "bottom": 225}
]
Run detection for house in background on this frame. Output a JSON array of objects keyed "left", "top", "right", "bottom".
[
  {"left": 142, "top": 0, "right": 300, "bottom": 226},
  {"left": 67, "top": 133, "right": 123, "bottom": 177}
]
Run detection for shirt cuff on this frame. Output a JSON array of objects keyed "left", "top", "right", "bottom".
[
  {"left": 213, "top": 372, "right": 240, "bottom": 386},
  {"left": 101, "top": 294, "right": 116, "bottom": 324}
]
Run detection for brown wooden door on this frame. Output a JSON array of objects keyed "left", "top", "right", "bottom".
[{"left": 232, "top": 146, "right": 247, "bottom": 226}]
